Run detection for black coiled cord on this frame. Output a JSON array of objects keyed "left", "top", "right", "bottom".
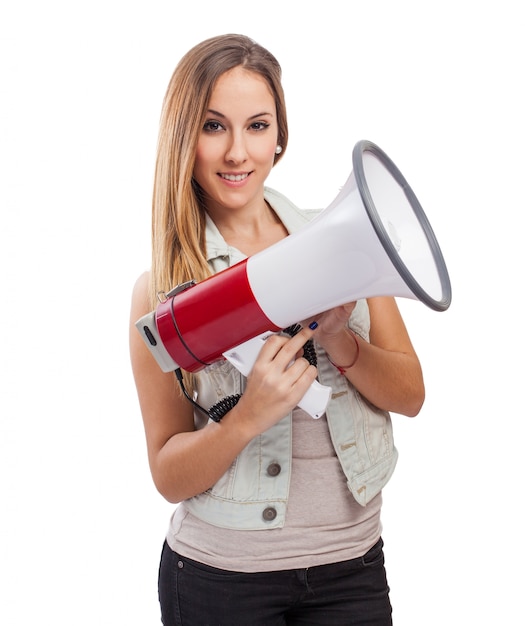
[{"left": 208, "top": 394, "right": 242, "bottom": 422}]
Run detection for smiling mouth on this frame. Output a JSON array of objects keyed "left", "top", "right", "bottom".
[{"left": 219, "top": 173, "right": 250, "bottom": 182}]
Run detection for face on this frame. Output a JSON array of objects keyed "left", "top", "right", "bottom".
[{"left": 193, "top": 66, "right": 279, "bottom": 215}]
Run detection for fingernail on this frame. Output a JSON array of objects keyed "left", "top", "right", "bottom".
[{"left": 309, "top": 321, "right": 318, "bottom": 330}]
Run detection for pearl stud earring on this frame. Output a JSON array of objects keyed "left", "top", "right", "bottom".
[{"left": 275, "top": 145, "right": 282, "bottom": 155}]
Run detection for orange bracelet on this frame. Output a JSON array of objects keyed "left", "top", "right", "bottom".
[{"left": 327, "top": 329, "right": 360, "bottom": 374}]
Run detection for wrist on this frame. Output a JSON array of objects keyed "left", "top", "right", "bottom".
[
  {"left": 217, "top": 404, "right": 259, "bottom": 447},
  {"left": 325, "top": 328, "right": 360, "bottom": 374}
]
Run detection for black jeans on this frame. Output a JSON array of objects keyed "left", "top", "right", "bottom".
[{"left": 158, "top": 538, "right": 392, "bottom": 625}]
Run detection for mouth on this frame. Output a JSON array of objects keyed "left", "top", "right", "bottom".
[{"left": 219, "top": 172, "right": 251, "bottom": 182}]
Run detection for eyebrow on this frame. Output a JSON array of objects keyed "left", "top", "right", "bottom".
[{"left": 206, "top": 109, "right": 274, "bottom": 120}]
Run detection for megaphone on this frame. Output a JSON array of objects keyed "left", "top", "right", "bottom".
[{"left": 136, "top": 140, "right": 451, "bottom": 417}]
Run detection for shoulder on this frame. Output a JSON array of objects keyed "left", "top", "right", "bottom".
[
  {"left": 133, "top": 270, "right": 150, "bottom": 290},
  {"left": 131, "top": 270, "right": 151, "bottom": 316}
]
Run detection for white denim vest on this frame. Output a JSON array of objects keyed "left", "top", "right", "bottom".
[{"left": 184, "top": 188, "right": 398, "bottom": 530}]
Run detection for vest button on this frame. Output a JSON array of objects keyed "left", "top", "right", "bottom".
[
  {"left": 267, "top": 463, "right": 281, "bottom": 477},
  {"left": 262, "top": 507, "right": 277, "bottom": 522}
]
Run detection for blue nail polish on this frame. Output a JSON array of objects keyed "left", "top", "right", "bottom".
[{"left": 309, "top": 321, "right": 318, "bottom": 330}]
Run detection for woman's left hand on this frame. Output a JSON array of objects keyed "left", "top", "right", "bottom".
[
  {"left": 304, "top": 297, "right": 425, "bottom": 417},
  {"left": 303, "top": 302, "right": 357, "bottom": 348}
]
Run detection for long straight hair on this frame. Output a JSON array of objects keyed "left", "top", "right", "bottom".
[{"left": 150, "top": 34, "right": 288, "bottom": 307}]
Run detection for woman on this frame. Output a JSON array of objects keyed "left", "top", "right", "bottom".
[{"left": 130, "top": 33, "right": 425, "bottom": 625}]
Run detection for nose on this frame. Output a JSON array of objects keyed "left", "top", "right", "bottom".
[{"left": 225, "top": 131, "right": 247, "bottom": 164}]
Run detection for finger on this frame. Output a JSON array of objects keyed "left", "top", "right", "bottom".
[
  {"left": 257, "top": 333, "right": 291, "bottom": 362},
  {"left": 284, "top": 357, "right": 318, "bottom": 395},
  {"left": 272, "top": 322, "right": 318, "bottom": 365}
]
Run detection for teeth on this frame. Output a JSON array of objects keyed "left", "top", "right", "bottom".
[{"left": 221, "top": 173, "right": 248, "bottom": 182}]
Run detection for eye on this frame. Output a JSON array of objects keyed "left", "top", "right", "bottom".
[
  {"left": 250, "top": 121, "right": 270, "bottom": 132},
  {"left": 202, "top": 120, "right": 225, "bottom": 133}
]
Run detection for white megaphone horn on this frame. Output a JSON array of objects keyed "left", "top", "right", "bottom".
[{"left": 136, "top": 140, "right": 451, "bottom": 418}]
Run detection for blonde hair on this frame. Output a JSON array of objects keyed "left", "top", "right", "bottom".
[{"left": 150, "top": 34, "right": 288, "bottom": 307}]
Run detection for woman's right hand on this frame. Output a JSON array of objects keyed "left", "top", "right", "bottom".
[{"left": 229, "top": 325, "right": 319, "bottom": 438}]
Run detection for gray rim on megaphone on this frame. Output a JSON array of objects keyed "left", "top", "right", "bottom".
[{"left": 353, "top": 140, "right": 452, "bottom": 312}]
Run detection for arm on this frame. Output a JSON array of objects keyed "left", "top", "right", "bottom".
[
  {"left": 313, "top": 297, "right": 425, "bottom": 417},
  {"left": 129, "top": 271, "right": 318, "bottom": 503}
]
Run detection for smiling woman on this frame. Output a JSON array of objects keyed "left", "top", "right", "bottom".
[
  {"left": 129, "top": 33, "right": 424, "bottom": 626},
  {"left": 147, "top": 34, "right": 289, "bottom": 296}
]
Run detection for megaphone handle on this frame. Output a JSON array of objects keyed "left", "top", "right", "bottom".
[
  {"left": 297, "top": 379, "right": 332, "bottom": 419},
  {"left": 222, "top": 332, "right": 332, "bottom": 420}
]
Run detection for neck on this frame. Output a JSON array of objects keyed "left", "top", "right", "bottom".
[{"left": 207, "top": 199, "right": 288, "bottom": 257}]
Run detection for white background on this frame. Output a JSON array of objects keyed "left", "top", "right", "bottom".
[{"left": 1, "top": 1, "right": 523, "bottom": 624}]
